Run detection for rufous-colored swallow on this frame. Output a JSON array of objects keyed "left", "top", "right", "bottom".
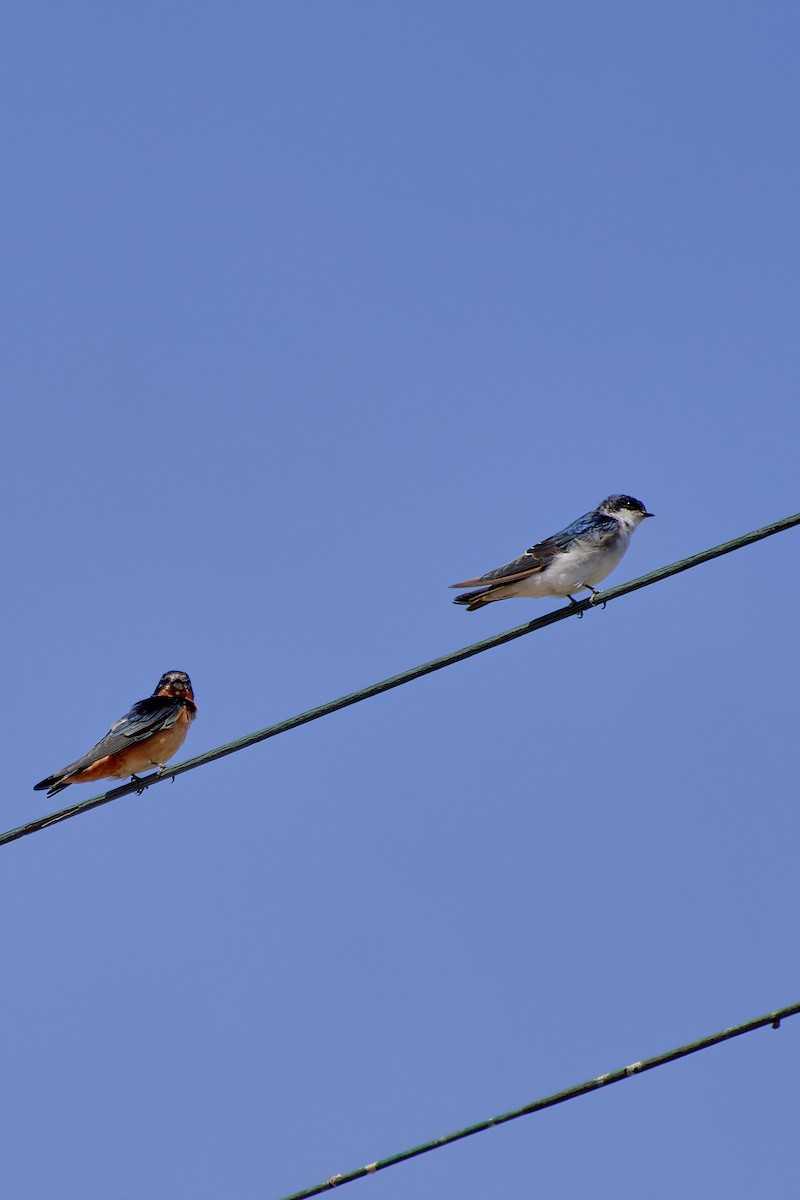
[{"left": 34, "top": 670, "right": 196, "bottom": 798}]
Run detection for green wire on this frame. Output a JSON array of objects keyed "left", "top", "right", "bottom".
[
  {"left": 274, "top": 1002, "right": 800, "bottom": 1200},
  {"left": 3, "top": 510, "right": 799, "bottom": 849}
]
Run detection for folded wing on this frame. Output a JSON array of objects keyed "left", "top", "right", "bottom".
[
  {"left": 34, "top": 697, "right": 186, "bottom": 792},
  {"left": 450, "top": 510, "right": 619, "bottom": 588}
]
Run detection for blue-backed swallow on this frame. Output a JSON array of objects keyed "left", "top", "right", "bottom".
[
  {"left": 451, "top": 495, "right": 653, "bottom": 611},
  {"left": 34, "top": 670, "right": 196, "bottom": 798}
]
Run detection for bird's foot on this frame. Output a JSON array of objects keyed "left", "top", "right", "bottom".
[
  {"left": 585, "top": 584, "right": 607, "bottom": 610},
  {"left": 150, "top": 761, "right": 176, "bottom": 784},
  {"left": 567, "top": 595, "right": 584, "bottom": 619},
  {"left": 130, "top": 773, "right": 146, "bottom": 795}
]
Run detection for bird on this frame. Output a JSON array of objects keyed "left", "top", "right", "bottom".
[
  {"left": 34, "top": 670, "right": 196, "bottom": 798},
  {"left": 451, "top": 494, "right": 653, "bottom": 612}
]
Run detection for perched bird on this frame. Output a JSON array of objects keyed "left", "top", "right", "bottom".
[
  {"left": 34, "top": 670, "right": 196, "bottom": 798},
  {"left": 451, "top": 494, "right": 653, "bottom": 612}
]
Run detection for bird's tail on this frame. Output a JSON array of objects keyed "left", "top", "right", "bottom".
[
  {"left": 452, "top": 587, "right": 494, "bottom": 612},
  {"left": 33, "top": 773, "right": 70, "bottom": 798}
]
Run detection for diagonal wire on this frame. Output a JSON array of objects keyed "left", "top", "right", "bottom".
[
  {"left": 3, "top": 510, "right": 799, "bottom": 849},
  {"left": 273, "top": 1001, "right": 800, "bottom": 1200}
]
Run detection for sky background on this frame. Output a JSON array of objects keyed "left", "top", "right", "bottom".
[{"left": 2, "top": 3, "right": 799, "bottom": 1197}]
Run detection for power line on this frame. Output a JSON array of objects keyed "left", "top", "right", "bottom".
[
  {"left": 4, "top": 509, "right": 799, "bottom": 849},
  {"left": 274, "top": 1001, "right": 800, "bottom": 1200}
]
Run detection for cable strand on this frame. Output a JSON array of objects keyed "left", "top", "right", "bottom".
[{"left": 274, "top": 1001, "right": 800, "bottom": 1200}]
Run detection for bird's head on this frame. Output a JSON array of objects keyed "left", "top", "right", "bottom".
[
  {"left": 598, "top": 494, "right": 654, "bottom": 530},
  {"left": 153, "top": 671, "right": 195, "bottom": 703}
]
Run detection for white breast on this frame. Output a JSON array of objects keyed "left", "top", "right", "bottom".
[{"left": 509, "top": 528, "right": 630, "bottom": 598}]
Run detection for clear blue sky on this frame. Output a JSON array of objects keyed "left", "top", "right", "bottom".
[{"left": 3, "top": 4, "right": 799, "bottom": 1197}]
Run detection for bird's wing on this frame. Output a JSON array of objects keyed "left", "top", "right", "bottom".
[
  {"left": 451, "top": 511, "right": 618, "bottom": 588},
  {"left": 450, "top": 550, "right": 546, "bottom": 588},
  {"left": 49, "top": 697, "right": 186, "bottom": 780},
  {"left": 539, "top": 510, "right": 618, "bottom": 551}
]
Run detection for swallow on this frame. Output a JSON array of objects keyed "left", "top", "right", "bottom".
[
  {"left": 34, "top": 670, "right": 196, "bottom": 798},
  {"left": 451, "top": 494, "right": 653, "bottom": 611}
]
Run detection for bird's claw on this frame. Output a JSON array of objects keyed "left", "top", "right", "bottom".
[
  {"left": 567, "top": 595, "right": 583, "bottom": 619},
  {"left": 131, "top": 764, "right": 171, "bottom": 795},
  {"left": 586, "top": 585, "right": 607, "bottom": 610}
]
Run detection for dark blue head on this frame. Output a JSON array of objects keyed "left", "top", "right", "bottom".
[{"left": 598, "top": 495, "right": 654, "bottom": 521}]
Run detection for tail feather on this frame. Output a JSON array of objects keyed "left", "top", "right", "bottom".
[
  {"left": 452, "top": 587, "right": 494, "bottom": 611},
  {"left": 34, "top": 745, "right": 103, "bottom": 797},
  {"left": 33, "top": 774, "right": 71, "bottom": 798}
]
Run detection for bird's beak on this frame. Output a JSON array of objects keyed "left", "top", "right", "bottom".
[{"left": 643, "top": 511, "right": 655, "bottom": 518}]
